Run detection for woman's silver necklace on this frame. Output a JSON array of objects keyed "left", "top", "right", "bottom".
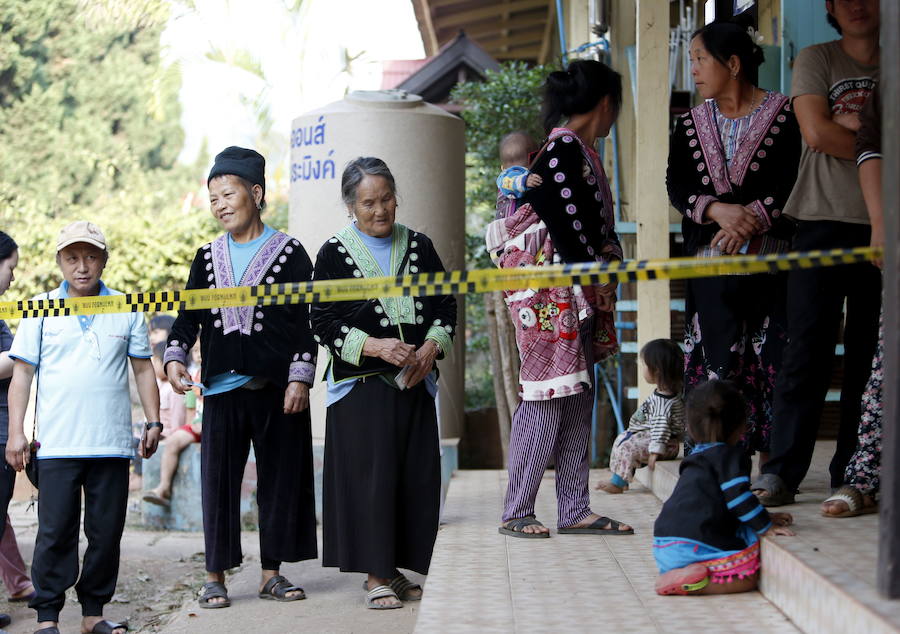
[{"left": 745, "top": 88, "right": 758, "bottom": 117}]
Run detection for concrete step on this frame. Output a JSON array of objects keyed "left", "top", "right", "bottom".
[
  {"left": 635, "top": 443, "right": 900, "bottom": 634},
  {"left": 417, "top": 469, "right": 797, "bottom": 633}
]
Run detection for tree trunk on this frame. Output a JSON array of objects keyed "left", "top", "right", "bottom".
[
  {"left": 494, "top": 291, "right": 521, "bottom": 420},
  {"left": 485, "top": 292, "right": 512, "bottom": 463}
]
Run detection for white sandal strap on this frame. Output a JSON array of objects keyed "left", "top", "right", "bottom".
[
  {"left": 366, "top": 585, "right": 398, "bottom": 601},
  {"left": 823, "top": 492, "right": 859, "bottom": 511}
]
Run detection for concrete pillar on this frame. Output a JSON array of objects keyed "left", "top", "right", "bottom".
[
  {"left": 565, "top": 0, "right": 591, "bottom": 54},
  {"left": 635, "top": 0, "right": 671, "bottom": 400},
  {"left": 609, "top": 2, "right": 637, "bottom": 223}
]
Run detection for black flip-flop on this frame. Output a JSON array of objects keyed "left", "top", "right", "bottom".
[
  {"left": 498, "top": 516, "right": 551, "bottom": 539},
  {"left": 34, "top": 627, "right": 59, "bottom": 634},
  {"left": 88, "top": 620, "right": 129, "bottom": 634},
  {"left": 751, "top": 473, "right": 795, "bottom": 507},
  {"left": 198, "top": 581, "right": 231, "bottom": 609},
  {"left": 259, "top": 575, "right": 306, "bottom": 602},
  {"left": 557, "top": 516, "right": 634, "bottom": 535}
]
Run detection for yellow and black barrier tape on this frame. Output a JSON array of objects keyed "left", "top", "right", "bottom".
[{"left": 0, "top": 247, "right": 880, "bottom": 320}]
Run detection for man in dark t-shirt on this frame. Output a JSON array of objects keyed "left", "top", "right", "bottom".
[{"left": 753, "top": 0, "right": 882, "bottom": 506}]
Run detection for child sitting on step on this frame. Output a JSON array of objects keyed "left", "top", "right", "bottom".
[
  {"left": 597, "top": 339, "right": 685, "bottom": 494},
  {"left": 653, "top": 380, "right": 794, "bottom": 595}
]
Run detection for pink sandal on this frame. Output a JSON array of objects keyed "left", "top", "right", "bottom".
[{"left": 655, "top": 563, "right": 710, "bottom": 595}]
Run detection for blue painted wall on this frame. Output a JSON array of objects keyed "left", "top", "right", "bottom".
[{"left": 780, "top": 0, "right": 838, "bottom": 94}]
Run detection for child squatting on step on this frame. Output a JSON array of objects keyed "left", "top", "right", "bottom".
[
  {"left": 597, "top": 339, "right": 685, "bottom": 494},
  {"left": 653, "top": 380, "right": 794, "bottom": 595}
]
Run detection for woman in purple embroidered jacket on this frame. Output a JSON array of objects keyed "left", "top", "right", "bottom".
[
  {"left": 486, "top": 60, "right": 631, "bottom": 538},
  {"left": 667, "top": 22, "right": 801, "bottom": 459},
  {"left": 311, "top": 157, "right": 457, "bottom": 609},
  {"left": 164, "top": 147, "right": 318, "bottom": 609}
]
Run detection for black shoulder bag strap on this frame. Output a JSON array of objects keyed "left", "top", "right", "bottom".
[{"left": 25, "top": 293, "right": 46, "bottom": 491}]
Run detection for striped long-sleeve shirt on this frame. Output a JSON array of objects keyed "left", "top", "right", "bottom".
[
  {"left": 654, "top": 443, "right": 772, "bottom": 551},
  {"left": 626, "top": 390, "right": 685, "bottom": 455},
  {"left": 856, "top": 82, "right": 881, "bottom": 167}
]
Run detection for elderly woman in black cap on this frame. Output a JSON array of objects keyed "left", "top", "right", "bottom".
[{"left": 165, "top": 147, "right": 318, "bottom": 608}]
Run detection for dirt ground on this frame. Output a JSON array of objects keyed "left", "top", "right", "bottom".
[
  {"left": 2, "top": 473, "right": 420, "bottom": 634},
  {"left": 3, "top": 476, "right": 215, "bottom": 633}
]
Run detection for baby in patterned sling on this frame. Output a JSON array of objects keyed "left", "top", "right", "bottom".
[
  {"left": 495, "top": 131, "right": 543, "bottom": 219},
  {"left": 596, "top": 339, "right": 686, "bottom": 494}
]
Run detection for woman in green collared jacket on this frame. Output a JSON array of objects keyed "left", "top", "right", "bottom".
[{"left": 310, "top": 157, "right": 457, "bottom": 610}]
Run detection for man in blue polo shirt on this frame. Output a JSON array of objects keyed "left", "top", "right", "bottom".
[{"left": 6, "top": 221, "right": 162, "bottom": 634}]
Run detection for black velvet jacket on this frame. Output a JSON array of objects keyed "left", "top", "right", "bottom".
[
  {"left": 666, "top": 92, "right": 801, "bottom": 256},
  {"left": 164, "top": 230, "right": 318, "bottom": 388},
  {"left": 655, "top": 444, "right": 773, "bottom": 551},
  {"left": 523, "top": 128, "right": 623, "bottom": 264},
  {"left": 310, "top": 223, "right": 457, "bottom": 383}
]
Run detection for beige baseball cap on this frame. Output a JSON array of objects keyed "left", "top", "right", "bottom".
[{"left": 56, "top": 221, "right": 107, "bottom": 252}]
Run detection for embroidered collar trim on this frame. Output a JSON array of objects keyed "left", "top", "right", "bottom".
[
  {"left": 691, "top": 92, "right": 786, "bottom": 191},
  {"left": 335, "top": 223, "right": 415, "bottom": 326},
  {"left": 211, "top": 230, "right": 291, "bottom": 335}
]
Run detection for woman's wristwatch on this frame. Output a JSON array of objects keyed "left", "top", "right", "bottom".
[{"left": 145, "top": 421, "right": 164, "bottom": 432}]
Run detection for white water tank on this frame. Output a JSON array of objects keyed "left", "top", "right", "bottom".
[{"left": 289, "top": 90, "right": 466, "bottom": 442}]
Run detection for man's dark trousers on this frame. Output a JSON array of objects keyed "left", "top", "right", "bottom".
[
  {"left": 29, "top": 458, "right": 129, "bottom": 623},
  {"left": 0, "top": 445, "right": 15, "bottom": 542},
  {"left": 762, "top": 220, "right": 882, "bottom": 491}
]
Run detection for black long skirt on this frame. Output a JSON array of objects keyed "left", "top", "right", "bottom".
[
  {"left": 683, "top": 272, "right": 788, "bottom": 453},
  {"left": 322, "top": 378, "right": 441, "bottom": 579}
]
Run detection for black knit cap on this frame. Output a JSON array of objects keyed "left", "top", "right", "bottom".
[{"left": 208, "top": 146, "right": 266, "bottom": 195}]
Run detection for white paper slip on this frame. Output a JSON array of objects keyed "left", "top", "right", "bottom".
[{"left": 395, "top": 365, "right": 412, "bottom": 390}]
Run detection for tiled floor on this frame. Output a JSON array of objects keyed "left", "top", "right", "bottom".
[
  {"left": 638, "top": 441, "right": 900, "bottom": 633},
  {"left": 416, "top": 469, "right": 797, "bottom": 633}
]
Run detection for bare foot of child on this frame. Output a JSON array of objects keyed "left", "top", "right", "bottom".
[
  {"left": 656, "top": 565, "right": 759, "bottom": 595},
  {"left": 595, "top": 481, "right": 625, "bottom": 494},
  {"left": 656, "top": 563, "right": 709, "bottom": 595}
]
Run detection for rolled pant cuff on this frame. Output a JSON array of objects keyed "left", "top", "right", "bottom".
[
  {"left": 260, "top": 558, "right": 282, "bottom": 571},
  {"left": 501, "top": 508, "right": 535, "bottom": 523},
  {"left": 37, "top": 608, "right": 61, "bottom": 623},
  {"left": 560, "top": 508, "right": 592, "bottom": 529},
  {"left": 205, "top": 559, "right": 241, "bottom": 574},
  {"left": 79, "top": 600, "right": 104, "bottom": 617}
]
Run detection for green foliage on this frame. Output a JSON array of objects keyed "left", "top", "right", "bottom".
[
  {"left": 451, "top": 61, "right": 550, "bottom": 162},
  {"left": 452, "top": 62, "right": 551, "bottom": 218},
  {"left": 0, "top": 0, "right": 218, "bottom": 307},
  {"left": 206, "top": 46, "right": 266, "bottom": 80},
  {"left": 450, "top": 62, "right": 552, "bottom": 410}
]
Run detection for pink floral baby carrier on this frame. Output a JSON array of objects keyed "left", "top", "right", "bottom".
[{"left": 485, "top": 128, "right": 619, "bottom": 401}]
